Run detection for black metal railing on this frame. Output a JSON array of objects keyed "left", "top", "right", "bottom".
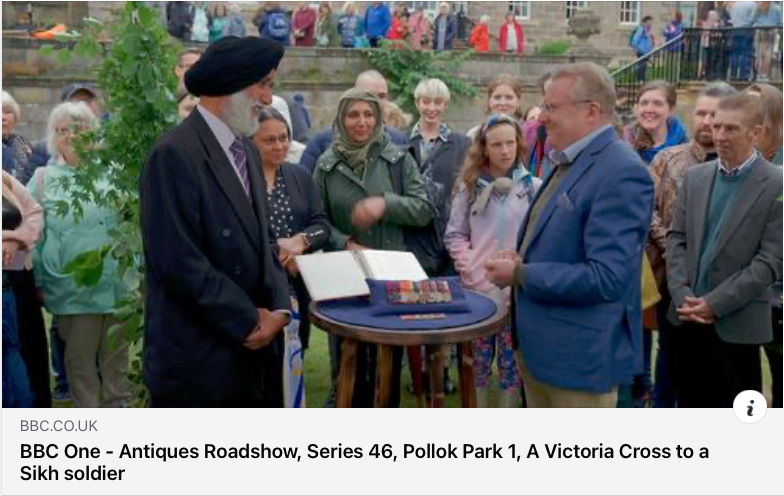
[
  {"left": 679, "top": 26, "right": 782, "bottom": 83},
  {"left": 611, "top": 33, "right": 687, "bottom": 113},
  {"left": 613, "top": 26, "right": 782, "bottom": 114}
]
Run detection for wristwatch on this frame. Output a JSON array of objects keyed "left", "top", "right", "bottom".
[{"left": 300, "top": 232, "right": 313, "bottom": 250}]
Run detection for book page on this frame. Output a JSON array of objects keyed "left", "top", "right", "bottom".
[
  {"left": 295, "top": 251, "right": 370, "bottom": 302},
  {"left": 359, "top": 250, "right": 428, "bottom": 282}
]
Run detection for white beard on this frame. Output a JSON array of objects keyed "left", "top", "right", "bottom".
[{"left": 223, "top": 91, "right": 259, "bottom": 137}]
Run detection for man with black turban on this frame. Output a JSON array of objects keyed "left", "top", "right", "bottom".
[{"left": 140, "top": 37, "right": 291, "bottom": 407}]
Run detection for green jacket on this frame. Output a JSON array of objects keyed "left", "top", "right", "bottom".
[
  {"left": 27, "top": 160, "right": 125, "bottom": 316},
  {"left": 313, "top": 141, "right": 431, "bottom": 251}
]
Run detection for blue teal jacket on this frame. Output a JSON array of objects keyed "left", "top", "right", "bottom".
[
  {"left": 637, "top": 117, "right": 689, "bottom": 165},
  {"left": 631, "top": 25, "right": 654, "bottom": 55},
  {"left": 514, "top": 127, "right": 654, "bottom": 393},
  {"left": 364, "top": 3, "right": 391, "bottom": 39},
  {"left": 27, "top": 160, "right": 125, "bottom": 315}
]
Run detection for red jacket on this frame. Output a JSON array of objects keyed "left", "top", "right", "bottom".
[
  {"left": 387, "top": 17, "right": 407, "bottom": 40},
  {"left": 293, "top": 7, "right": 317, "bottom": 46},
  {"left": 469, "top": 24, "right": 490, "bottom": 52},
  {"left": 499, "top": 22, "right": 524, "bottom": 53}
]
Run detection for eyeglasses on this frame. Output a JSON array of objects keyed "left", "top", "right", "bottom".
[
  {"left": 538, "top": 99, "right": 594, "bottom": 114},
  {"left": 54, "top": 124, "right": 87, "bottom": 137}
]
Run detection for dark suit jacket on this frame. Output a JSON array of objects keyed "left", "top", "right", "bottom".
[
  {"left": 276, "top": 163, "right": 330, "bottom": 348},
  {"left": 408, "top": 131, "right": 470, "bottom": 220},
  {"left": 514, "top": 127, "right": 654, "bottom": 393},
  {"left": 667, "top": 156, "right": 783, "bottom": 344},
  {"left": 140, "top": 110, "right": 290, "bottom": 404}
]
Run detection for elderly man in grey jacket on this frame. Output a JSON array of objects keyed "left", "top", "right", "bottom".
[{"left": 667, "top": 93, "right": 782, "bottom": 408}]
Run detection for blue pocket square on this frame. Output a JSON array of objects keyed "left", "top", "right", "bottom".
[{"left": 557, "top": 193, "right": 575, "bottom": 212}]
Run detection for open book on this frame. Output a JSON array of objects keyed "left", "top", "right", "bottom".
[{"left": 295, "top": 250, "right": 428, "bottom": 302}]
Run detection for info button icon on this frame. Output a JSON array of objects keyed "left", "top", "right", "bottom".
[{"left": 733, "top": 390, "right": 767, "bottom": 424}]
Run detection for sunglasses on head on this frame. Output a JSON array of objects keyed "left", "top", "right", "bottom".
[{"left": 481, "top": 114, "right": 520, "bottom": 134}]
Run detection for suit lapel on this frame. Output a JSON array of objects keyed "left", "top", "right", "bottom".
[
  {"left": 517, "top": 128, "right": 615, "bottom": 257},
  {"left": 245, "top": 138, "right": 271, "bottom": 239},
  {"left": 189, "top": 111, "right": 261, "bottom": 250},
  {"left": 711, "top": 157, "right": 769, "bottom": 257}
]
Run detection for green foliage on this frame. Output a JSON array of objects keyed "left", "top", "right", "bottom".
[
  {"left": 39, "top": 1, "right": 180, "bottom": 407},
  {"left": 62, "top": 245, "right": 110, "bottom": 287},
  {"left": 537, "top": 40, "right": 571, "bottom": 56},
  {"left": 362, "top": 40, "right": 479, "bottom": 118}
]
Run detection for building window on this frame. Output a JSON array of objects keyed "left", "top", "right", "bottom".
[
  {"left": 509, "top": 1, "right": 532, "bottom": 20},
  {"left": 619, "top": 1, "right": 641, "bottom": 25},
  {"left": 565, "top": 1, "right": 588, "bottom": 19}
]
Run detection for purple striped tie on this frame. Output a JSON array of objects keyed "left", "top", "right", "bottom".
[{"left": 229, "top": 138, "right": 251, "bottom": 199}]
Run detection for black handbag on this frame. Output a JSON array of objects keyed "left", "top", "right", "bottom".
[
  {"left": 389, "top": 156, "right": 448, "bottom": 277},
  {"left": 3, "top": 196, "right": 22, "bottom": 231}
]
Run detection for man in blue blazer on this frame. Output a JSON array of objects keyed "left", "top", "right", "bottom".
[{"left": 486, "top": 63, "right": 654, "bottom": 407}]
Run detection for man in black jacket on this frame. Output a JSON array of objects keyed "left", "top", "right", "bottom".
[
  {"left": 140, "top": 37, "right": 291, "bottom": 408},
  {"left": 166, "top": 1, "right": 194, "bottom": 41}
]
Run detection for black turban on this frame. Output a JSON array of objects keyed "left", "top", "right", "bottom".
[{"left": 184, "top": 37, "right": 285, "bottom": 97}]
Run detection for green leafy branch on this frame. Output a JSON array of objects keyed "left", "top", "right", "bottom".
[
  {"left": 362, "top": 40, "right": 479, "bottom": 119},
  {"left": 39, "top": 1, "right": 181, "bottom": 406}
]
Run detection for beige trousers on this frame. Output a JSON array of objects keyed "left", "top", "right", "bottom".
[
  {"left": 515, "top": 351, "right": 617, "bottom": 408},
  {"left": 58, "top": 314, "right": 130, "bottom": 408}
]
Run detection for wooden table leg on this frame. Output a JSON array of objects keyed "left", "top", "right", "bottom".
[
  {"left": 407, "top": 346, "right": 426, "bottom": 408},
  {"left": 457, "top": 342, "right": 477, "bottom": 408},
  {"left": 426, "top": 345, "right": 445, "bottom": 408},
  {"left": 375, "top": 345, "right": 394, "bottom": 408},
  {"left": 337, "top": 339, "right": 358, "bottom": 408}
]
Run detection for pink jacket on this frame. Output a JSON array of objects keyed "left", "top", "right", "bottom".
[
  {"left": 445, "top": 169, "right": 540, "bottom": 301},
  {"left": 2, "top": 171, "right": 43, "bottom": 268},
  {"left": 407, "top": 12, "right": 429, "bottom": 50}
]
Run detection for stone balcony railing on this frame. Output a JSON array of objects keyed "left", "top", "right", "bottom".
[{"left": 3, "top": 36, "right": 615, "bottom": 142}]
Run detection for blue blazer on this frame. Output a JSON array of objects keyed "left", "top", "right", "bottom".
[{"left": 514, "top": 127, "right": 654, "bottom": 394}]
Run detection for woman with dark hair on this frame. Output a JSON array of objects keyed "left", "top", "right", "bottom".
[
  {"left": 624, "top": 81, "right": 686, "bottom": 408},
  {"left": 315, "top": 2, "right": 336, "bottom": 47},
  {"left": 445, "top": 114, "right": 540, "bottom": 407},
  {"left": 251, "top": 107, "right": 330, "bottom": 353},
  {"left": 499, "top": 11, "right": 525, "bottom": 54},
  {"left": 626, "top": 81, "right": 688, "bottom": 165},
  {"left": 314, "top": 88, "right": 431, "bottom": 407}
]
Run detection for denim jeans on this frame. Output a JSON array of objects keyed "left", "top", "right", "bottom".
[
  {"left": 729, "top": 29, "right": 754, "bottom": 81},
  {"left": 2, "top": 287, "right": 34, "bottom": 407},
  {"left": 653, "top": 294, "right": 678, "bottom": 408}
]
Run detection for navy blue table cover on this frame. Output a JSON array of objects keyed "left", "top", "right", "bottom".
[{"left": 316, "top": 291, "right": 498, "bottom": 331}]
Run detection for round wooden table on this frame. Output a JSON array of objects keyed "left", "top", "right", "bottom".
[{"left": 310, "top": 298, "right": 507, "bottom": 408}]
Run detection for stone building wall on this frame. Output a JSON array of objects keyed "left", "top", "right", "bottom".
[
  {"left": 3, "top": 37, "right": 613, "bottom": 141},
  {"left": 5, "top": 1, "right": 697, "bottom": 60}
]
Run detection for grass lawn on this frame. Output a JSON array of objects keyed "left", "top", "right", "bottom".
[{"left": 51, "top": 320, "right": 775, "bottom": 408}]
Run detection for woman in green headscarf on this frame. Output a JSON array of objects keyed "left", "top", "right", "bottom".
[
  {"left": 314, "top": 88, "right": 431, "bottom": 254},
  {"left": 313, "top": 88, "right": 432, "bottom": 408}
]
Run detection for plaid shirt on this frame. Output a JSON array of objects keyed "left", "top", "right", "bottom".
[
  {"left": 648, "top": 140, "right": 717, "bottom": 288},
  {"left": 410, "top": 122, "right": 451, "bottom": 163}
]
